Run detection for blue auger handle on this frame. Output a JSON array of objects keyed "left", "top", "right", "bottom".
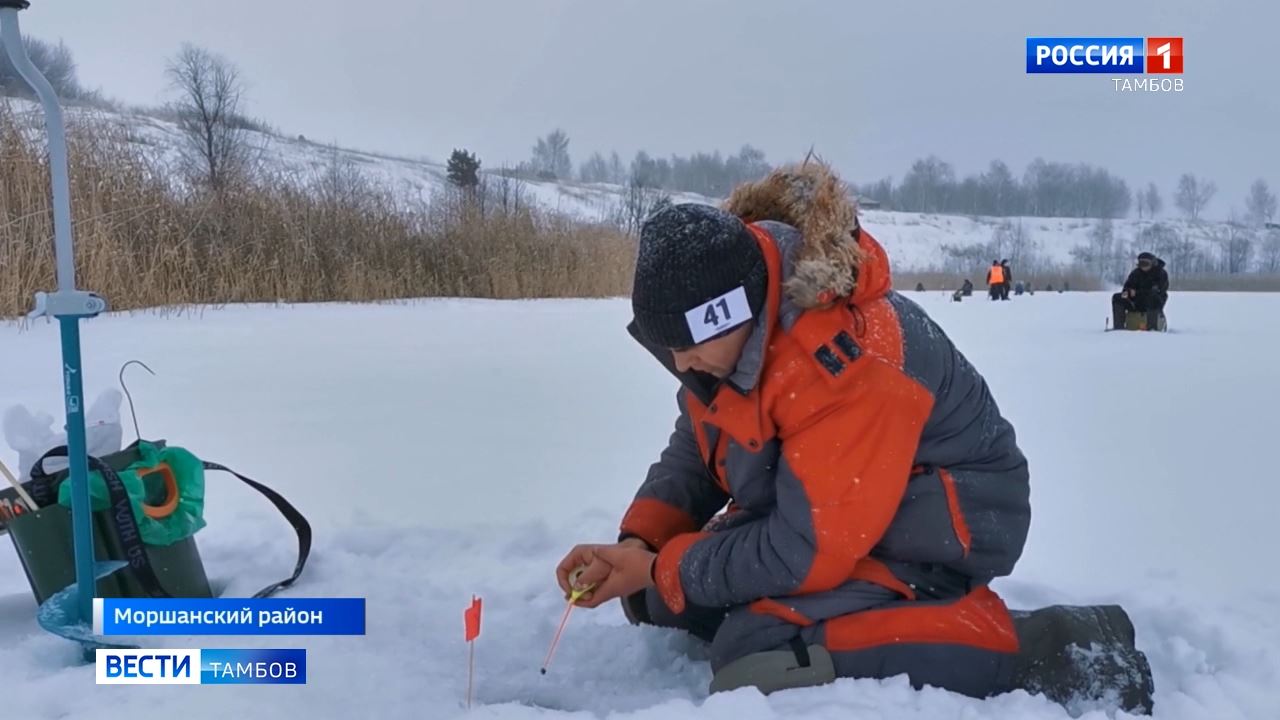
[{"left": 1, "top": 0, "right": 108, "bottom": 625}]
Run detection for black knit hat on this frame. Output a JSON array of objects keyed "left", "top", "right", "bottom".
[
  {"left": 1137, "top": 251, "right": 1156, "bottom": 261},
  {"left": 631, "top": 203, "right": 768, "bottom": 349}
]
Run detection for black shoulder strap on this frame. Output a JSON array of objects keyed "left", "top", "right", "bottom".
[
  {"left": 26, "top": 447, "right": 311, "bottom": 599},
  {"left": 96, "top": 455, "right": 172, "bottom": 597},
  {"left": 202, "top": 461, "right": 312, "bottom": 599},
  {"left": 29, "top": 445, "right": 172, "bottom": 597},
  {"left": 26, "top": 447, "right": 65, "bottom": 507}
]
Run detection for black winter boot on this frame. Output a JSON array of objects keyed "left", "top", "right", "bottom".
[
  {"left": 1009, "top": 605, "right": 1155, "bottom": 715},
  {"left": 1111, "top": 295, "right": 1128, "bottom": 330}
]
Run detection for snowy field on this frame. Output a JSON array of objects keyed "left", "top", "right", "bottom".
[{"left": 0, "top": 291, "right": 1278, "bottom": 720}]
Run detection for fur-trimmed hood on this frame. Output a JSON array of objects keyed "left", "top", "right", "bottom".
[{"left": 724, "top": 158, "right": 887, "bottom": 309}]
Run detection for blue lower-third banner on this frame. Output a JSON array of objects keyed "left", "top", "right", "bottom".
[
  {"left": 94, "top": 597, "right": 366, "bottom": 636},
  {"left": 96, "top": 648, "right": 306, "bottom": 685}
]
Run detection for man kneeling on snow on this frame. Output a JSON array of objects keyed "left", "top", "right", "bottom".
[{"left": 556, "top": 162, "right": 1154, "bottom": 713}]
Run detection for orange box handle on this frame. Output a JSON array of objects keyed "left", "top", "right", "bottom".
[{"left": 136, "top": 463, "right": 180, "bottom": 519}]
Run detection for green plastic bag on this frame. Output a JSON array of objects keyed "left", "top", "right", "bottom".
[{"left": 57, "top": 440, "right": 206, "bottom": 546}]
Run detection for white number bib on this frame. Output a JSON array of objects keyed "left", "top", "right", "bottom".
[{"left": 685, "top": 286, "right": 753, "bottom": 344}]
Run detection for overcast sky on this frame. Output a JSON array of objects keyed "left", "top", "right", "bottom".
[{"left": 17, "top": 0, "right": 1278, "bottom": 220}]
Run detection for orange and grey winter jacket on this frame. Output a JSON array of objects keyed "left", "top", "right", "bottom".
[{"left": 621, "top": 163, "right": 1030, "bottom": 615}]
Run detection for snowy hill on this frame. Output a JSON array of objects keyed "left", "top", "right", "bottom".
[
  {"left": 1, "top": 293, "right": 1277, "bottom": 719},
  {"left": 5, "top": 98, "right": 720, "bottom": 226},
  {"left": 4, "top": 98, "right": 1251, "bottom": 274}
]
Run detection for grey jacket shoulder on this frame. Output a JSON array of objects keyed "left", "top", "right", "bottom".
[{"left": 887, "top": 291, "right": 1025, "bottom": 472}]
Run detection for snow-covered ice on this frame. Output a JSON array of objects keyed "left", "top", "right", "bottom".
[{"left": 0, "top": 290, "right": 1277, "bottom": 719}]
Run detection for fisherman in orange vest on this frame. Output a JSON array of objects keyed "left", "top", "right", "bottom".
[{"left": 986, "top": 260, "right": 1006, "bottom": 300}]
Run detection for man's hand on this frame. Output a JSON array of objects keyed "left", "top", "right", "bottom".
[{"left": 555, "top": 539, "right": 657, "bottom": 609}]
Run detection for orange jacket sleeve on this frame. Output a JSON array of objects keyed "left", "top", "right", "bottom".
[{"left": 619, "top": 390, "right": 730, "bottom": 550}]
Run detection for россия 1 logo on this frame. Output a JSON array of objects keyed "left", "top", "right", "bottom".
[{"left": 1026, "top": 37, "right": 1183, "bottom": 92}]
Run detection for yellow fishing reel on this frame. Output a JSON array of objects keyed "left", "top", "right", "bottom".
[{"left": 567, "top": 566, "right": 597, "bottom": 603}]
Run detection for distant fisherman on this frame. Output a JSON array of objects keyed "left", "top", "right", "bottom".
[
  {"left": 1113, "top": 252, "right": 1169, "bottom": 330},
  {"left": 987, "top": 260, "right": 1006, "bottom": 300}
]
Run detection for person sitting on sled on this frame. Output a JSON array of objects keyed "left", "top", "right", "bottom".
[
  {"left": 1112, "top": 252, "right": 1169, "bottom": 330},
  {"left": 555, "top": 161, "right": 1155, "bottom": 714}
]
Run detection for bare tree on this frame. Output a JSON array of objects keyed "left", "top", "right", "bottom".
[
  {"left": 531, "top": 129, "right": 571, "bottom": 181},
  {"left": 615, "top": 171, "right": 670, "bottom": 237},
  {"left": 1144, "top": 182, "right": 1163, "bottom": 218},
  {"left": 1136, "top": 222, "right": 1179, "bottom": 262},
  {"left": 1084, "top": 167, "right": 1131, "bottom": 219},
  {"left": 1210, "top": 214, "right": 1255, "bottom": 273},
  {"left": 579, "top": 151, "right": 611, "bottom": 184},
  {"left": 0, "top": 35, "right": 81, "bottom": 99},
  {"left": 608, "top": 151, "right": 626, "bottom": 185},
  {"left": 1136, "top": 180, "right": 1160, "bottom": 219},
  {"left": 1228, "top": 228, "right": 1254, "bottom": 273},
  {"left": 166, "top": 44, "right": 251, "bottom": 192},
  {"left": 1072, "top": 219, "right": 1115, "bottom": 279},
  {"left": 860, "top": 177, "right": 895, "bottom": 209},
  {"left": 631, "top": 150, "right": 668, "bottom": 189},
  {"left": 490, "top": 166, "right": 527, "bottom": 215},
  {"left": 898, "top": 155, "right": 954, "bottom": 213},
  {"left": 980, "top": 160, "right": 1018, "bottom": 216},
  {"left": 1245, "top": 178, "right": 1277, "bottom": 226},
  {"left": 1260, "top": 229, "right": 1280, "bottom": 273},
  {"left": 996, "top": 219, "right": 1047, "bottom": 275},
  {"left": 314, "top": 143, "right": 370, "bottom": 207},
  {"left": 940, "top": 242, "right": 992, "bottom": 275},
  {"left": 1009, "top": 221, "right": 1040, "bottom": 271},
  {"left": 725, "top": 144, "right": 771, "bottom": 186},
  {"left": 1164, "top": 230, "right": 1199, "bottom": 273},
  {"left": 1174, "top": 173, "right": 1216, "bottom": 221}
]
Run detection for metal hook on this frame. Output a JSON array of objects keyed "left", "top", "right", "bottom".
[{"left": 118, "top": 360, "right": 156, "bottom": 443}]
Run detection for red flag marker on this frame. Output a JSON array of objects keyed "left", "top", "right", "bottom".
[
  {"left": 465, "top": 596, "right": 482, "bottom": 642},
  {"left": 465, "top": 596, "right": 482, "bottom": 708}
]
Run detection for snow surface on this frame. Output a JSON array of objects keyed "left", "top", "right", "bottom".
[{"left": 1, "top": 292, "right": 1278, "bottom": 719}]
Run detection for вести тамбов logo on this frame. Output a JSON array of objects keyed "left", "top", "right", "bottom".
[{"left": 1026, "top": 37, "right": 1184, "bottom": 92}]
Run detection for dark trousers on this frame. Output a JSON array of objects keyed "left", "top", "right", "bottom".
[
  {"left": 1113, "top": 291, "right": 1167, "bottom": 328},
  {"left": 621, "top": 570, "right": 1020, "bottom": 701},
  {"left": 620, "top": 583, "right": 1154, "bottom": 713}
]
